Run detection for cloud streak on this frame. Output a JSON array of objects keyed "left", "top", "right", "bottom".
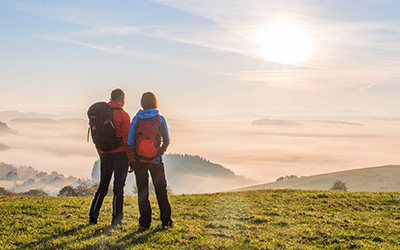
[{"left": 6, "top": 0, "right": 400, "bottom": 91}]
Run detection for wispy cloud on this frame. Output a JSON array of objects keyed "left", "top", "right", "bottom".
[
  {"left": 6, "top": 0, "right": 400, "bottom": 91},
  {"left": 149, "top": 0, "right": 400, "bottom": 87},
  {"left": 358, "top": 79, "right": 387, "bottom": 92}
]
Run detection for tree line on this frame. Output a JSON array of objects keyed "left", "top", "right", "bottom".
[
  {"left": 59, "top": 182, "right": 173, "bottom": 196},
  {"left": 1, "top": 179, "right": 344, "bottom": 196}
]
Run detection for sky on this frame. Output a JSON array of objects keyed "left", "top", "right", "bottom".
[{"left": 1, "top": 0, "right": 400, "bottom": 184}]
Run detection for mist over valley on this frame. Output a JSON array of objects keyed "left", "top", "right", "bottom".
[{"left": 1, "top": 109, "right": 400, "bottom": 193}]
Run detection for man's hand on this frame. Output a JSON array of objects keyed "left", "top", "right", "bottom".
[{"left": 128, "top": 161, "right": 136, "bottom": 173}]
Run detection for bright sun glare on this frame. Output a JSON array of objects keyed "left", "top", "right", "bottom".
[{"left": 257, "top": 20, "right": 314, "bottom": 64}]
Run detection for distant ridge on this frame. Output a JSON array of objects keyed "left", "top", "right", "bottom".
[
  {"left": 237, "top": 165, "right": 400, "bottom": 192},
  {"left": 163, "top": 154, "right": 256, "bottom": 194},
  {"left": 0, "top": 121, "right": 14, "bottom": 134},
  {"left": 251, "top": 118, "right": 363, "bottom": 126},
  {"left": 10, "top": 118, "right": 58, "bottom": 124},
  {"left": 0, "top": 143, "right": 10, "bottom": 151}
]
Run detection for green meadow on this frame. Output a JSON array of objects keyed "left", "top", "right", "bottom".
[{"left": 1, "top": 189, "right": 400, "bottom": 249}]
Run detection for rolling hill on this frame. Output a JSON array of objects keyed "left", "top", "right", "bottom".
[
  {"left": 237, "top": 165, "right": 400, "bottom": 192},
  {"left": 92, "top": 154, "right": 256, "bottom": 195}
]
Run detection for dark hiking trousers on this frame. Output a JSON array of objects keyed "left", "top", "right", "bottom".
[
  {"left": 134, "top": 162, "right": 172, "bottom": 227},
  {"left": 89, "top": 151, "right": 129, "bottom": 222}
]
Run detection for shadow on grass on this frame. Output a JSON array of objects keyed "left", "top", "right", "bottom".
[
  {"left": 117, "top": 227, "right": 164, "bottom": 246},
  {"left": 17, "top": 223, "right": 88, "bottom": 249},
  {"left": 17, "top": 222, "right": 164, "bottom": 250}
]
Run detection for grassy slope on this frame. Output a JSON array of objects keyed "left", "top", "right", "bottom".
[
  {"left": 1, "top": 189, "right": 400, "bottom": 249},
  {"left": 238, "top": 165, "right": 400, "bottom": 192}
]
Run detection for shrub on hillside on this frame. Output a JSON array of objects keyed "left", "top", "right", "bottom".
[
  {"left": 330, "top": 180, "right": 348, "bottom": 191},
  {"left": 276, "top": 175, "right": 298, "bottom": 182}
]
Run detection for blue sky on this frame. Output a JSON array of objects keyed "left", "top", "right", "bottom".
[
  {"left": 1, "top": 1, "right": 400, "bottom": 181},
  {"left": 1, "top": 0, "right": 400, "bottom": 116}
]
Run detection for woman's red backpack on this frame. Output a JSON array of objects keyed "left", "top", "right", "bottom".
[{"left": 134, "top": 116, "right": 161, "bottom": 162}]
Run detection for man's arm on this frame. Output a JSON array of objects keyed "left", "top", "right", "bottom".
[
  {"left": 121, "top": 111, "right": 133, "bottom": 163},
  {"left": 127, "top": 116, "right": 138, "bottom": 159}
]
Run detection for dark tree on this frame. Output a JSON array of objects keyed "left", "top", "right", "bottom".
[
  {"left": 90, "top": 182, "right": 113, "bottom": 196},
  {"left": 58, "top": 186, "right": 78, "bottom": 196},
  {"left": 0, "top": 187, "right": 12, "bottom": 196},
  {"left": 76, "top": 182, "right": 97, "bottom": 196}
]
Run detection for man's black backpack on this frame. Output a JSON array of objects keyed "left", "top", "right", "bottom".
[{"left": 87, "top": 102, "right": 123, "bottom": 152}]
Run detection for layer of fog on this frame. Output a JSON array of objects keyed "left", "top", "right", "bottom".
[
  {"left": 0, "top": 118, "right": 95, "bottom": 178},
  {"left": 1, "top": 110, "right": 400, "bottom": 184},
  {"left": 168, "top": 114, "right": 400, "bottom": 183}
]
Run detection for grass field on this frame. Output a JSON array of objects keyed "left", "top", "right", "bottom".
[{"left": 1, "top": 189, "right": 400, "bottom": 249}]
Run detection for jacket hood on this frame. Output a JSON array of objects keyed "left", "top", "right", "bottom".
[{"left": 137, "top": 108, "right": 159, "bottom": 119}]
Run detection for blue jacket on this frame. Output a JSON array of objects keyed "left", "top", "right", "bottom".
[{"left": 127, "top": 109, "right": 170, "bottom": 164}]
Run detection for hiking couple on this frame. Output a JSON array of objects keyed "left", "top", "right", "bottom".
[{"left": 88, "top": 89, "right": 172, "bottom": 231}]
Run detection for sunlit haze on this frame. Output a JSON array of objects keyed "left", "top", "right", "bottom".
[
  {"left": 256, "top": 19, "right": 314, "bottom": 64},
  {"left": 1, "top": 0, "right": 400, "bottom": 185}
]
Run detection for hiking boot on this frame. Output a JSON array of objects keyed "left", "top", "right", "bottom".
[
  {"left": 111, "top": 218, "right": 126, "bottom": 226},
  {"left": 89, "top": 216, "right": 98, "bottom": 225},
  {"left": 111, "top": 214, "right": 124, "bottom": 226},
  {"left": 138, "top": 225, "right": 150, "bottom": 232},
  {"left": 162, "top": 220, "right": 173, "bottom": 230}
]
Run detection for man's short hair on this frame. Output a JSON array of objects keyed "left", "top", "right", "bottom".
[{"left": 111, "top": 88, "right": 125, "bottom": 101}]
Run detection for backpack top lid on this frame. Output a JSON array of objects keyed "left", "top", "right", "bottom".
[{"left": 87, "top": 102, "right": 113, "bottom": 121}]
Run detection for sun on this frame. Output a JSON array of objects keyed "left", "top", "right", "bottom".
[{"left": 256, "top": 20, "right": 314, "bottom": 64}]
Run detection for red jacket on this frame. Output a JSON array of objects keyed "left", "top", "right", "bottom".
[{"left": 97, "top": 100, "right": 133, "bottom": 162}]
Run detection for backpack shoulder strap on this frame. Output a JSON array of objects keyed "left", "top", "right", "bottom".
[{"left": 110, "top": 107, "right": 123, "bottom": 121}]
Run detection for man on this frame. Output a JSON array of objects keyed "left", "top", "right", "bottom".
[
  {"left": 128, "top": 92, "right": 172, "bottom": 231},
  {"left": 89, "top": 88, "right": 133, "bottom": 226}
]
